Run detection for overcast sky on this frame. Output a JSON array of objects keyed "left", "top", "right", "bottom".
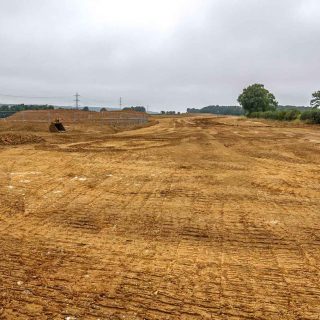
[{"left": 0, "top": 0, "right": 319, "bottom": 111}]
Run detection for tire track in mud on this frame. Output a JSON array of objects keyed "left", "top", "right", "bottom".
[{"left": 1, "top": 115, "right": 320, "bottom": 319}]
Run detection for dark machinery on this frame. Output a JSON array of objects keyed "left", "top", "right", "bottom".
[{"left": 49, "top": 119, "right": 66, "bottom": 132}]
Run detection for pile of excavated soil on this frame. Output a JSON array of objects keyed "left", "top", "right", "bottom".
[
  {"left": 6, "top": 109, "right": 148, "bottom": 123},
  {"left": 0, "top": 133, "right": 45, "bottom": 145}
]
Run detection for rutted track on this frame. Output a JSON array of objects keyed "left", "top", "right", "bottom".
[{"left": 0, "top": 115, "right": 319, "bottom": 319}]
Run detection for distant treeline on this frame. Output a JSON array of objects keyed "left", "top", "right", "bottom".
[
  {"left": 187, "top": 105, "right": 245, "bottom": 115},
  {"left": 0, "top": 104, "right": 54, "bottom": 118},
  {"left": 277, "top": 105, "right": 309, "bottom": 111},
  {"left": 123, "top": 106, "right": 146, "bottom": 112},
  {"left": 248, "top": 109, "right": 320, "bottom": 124},
  {"left": 187, "top": 105, "right": 310, "bottom": 116}
]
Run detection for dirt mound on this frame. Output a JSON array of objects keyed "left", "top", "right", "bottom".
[
  {"left": 0, "top": 133, "right": 45, "bottom": 145},
  {"left": 6, "top": 109, "right": 148, "bottom": 124}
]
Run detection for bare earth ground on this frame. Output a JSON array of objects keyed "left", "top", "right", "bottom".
[{"left": 0, "top": 115, "right": 319, "bottom": 320}]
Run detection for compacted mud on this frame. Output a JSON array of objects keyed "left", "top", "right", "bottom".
[{"left": 0, "top": 115, "right": 319, "bottom": 319}]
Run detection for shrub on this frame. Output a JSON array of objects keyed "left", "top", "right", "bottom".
[
  {"left": 248, "top": 109, "right": 301, "bottom": 121},
  {"left": 283, "top": 109, "right": 300, "bottom": 121},
  {"left": 300, "top": 109, "right": 320, "bottom": 124}
]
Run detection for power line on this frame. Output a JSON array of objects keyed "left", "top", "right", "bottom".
[
  {"left": 80, "top": 96, "right": 119, "bottom": 105},
  {"left": 0, "top": 92, "right": 69, "bottom": 99},
  {"left": 0, "top": 92, "right": 120, "bottom": 105},
  {"left": 74, "top": 92, "right": 80, "bottom": 109},
  {"left": 0, "top": 91, "right": 145, "bottom": 108}
]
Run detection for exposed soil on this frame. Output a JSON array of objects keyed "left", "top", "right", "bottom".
[
  {"left": 0, "top": 115, "right": 319, "bottom": 319},
  {"left": 6, "top": 109, "right": 148, "bottom": 123},
  {"left": 0, "top": 133, "right": 45, "bottom": 145}
]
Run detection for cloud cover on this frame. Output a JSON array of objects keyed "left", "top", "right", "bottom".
[{"left": 0, "top": 0, "right": 319, "bottom": 110}]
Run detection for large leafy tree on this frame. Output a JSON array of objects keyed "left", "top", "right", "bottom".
[
  {"left": 311, "top": 91, "right": 320, "bottom": 109},
  {"left": 238, "top": 84, "right": 278, "bottom": 114}
]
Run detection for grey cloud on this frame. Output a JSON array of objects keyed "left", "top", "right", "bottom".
[{"left": 0, "top": 0, "right": 319, "bottom": 110}]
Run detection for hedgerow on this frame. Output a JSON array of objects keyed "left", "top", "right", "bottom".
[
  {"left": 300, "top": 109, "right": 320, "bottom": 124},
  {"left": 248, "top": 108, "right": 320, "bottom": 124},
  {"left": 247, "top": 109, "right": 300, "bottom": 121}
]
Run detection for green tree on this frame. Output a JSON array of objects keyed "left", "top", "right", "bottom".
[
  {"left": 238, "top": 84, "right": 278, "bottom": 114},
  {"left": 100, "top": 107, "right": 107, "bottom": 112},
  {"left": 123, "top": 106, "right": 146, "bottom": 112},
  {"left": 311, "top": 91, "right": 320, "bottom": 109},
  {"left": 83, "top": 106, "right": 89, "bottom": 111}
]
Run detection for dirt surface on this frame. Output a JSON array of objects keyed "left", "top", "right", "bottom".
[
  {"left": 0, "top": 115, "right": 319, "bottom": 319},
  {"left": 6, "top": 109, "right": 148, "bottom": 124},
  {"left": 0, "top": 133, "right": 45, "bottom": 145}
]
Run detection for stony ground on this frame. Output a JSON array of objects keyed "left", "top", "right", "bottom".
[{"left": 0, "top": 116, "right": 319, "bottom": 320}]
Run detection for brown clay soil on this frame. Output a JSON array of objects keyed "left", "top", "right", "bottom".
[
  {"left": 0, "top": 133, "right": 45, "bottom": 145},
  {"left": 0, "top": 115, "right": 319, "bottom": 320},
  {"left": 6, "top": 109, "right": 148, "bottom": 123}
]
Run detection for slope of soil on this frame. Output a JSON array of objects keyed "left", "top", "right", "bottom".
[
  {"left": 0, "top": 133, "right": 45, "bottom": 145},
  {"left": 0, "top": 115, "right": 319, "bottom": 319},
  {"left": 6, "top": 109, "right": 148, "bottom": 123}
]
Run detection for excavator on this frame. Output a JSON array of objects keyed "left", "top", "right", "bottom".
[{"left": 49, "top": 119, "right": 66, "bottom": 132}]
